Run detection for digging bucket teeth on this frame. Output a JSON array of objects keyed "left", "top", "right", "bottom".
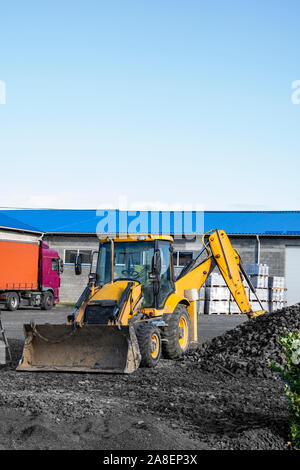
[{"left": 16, "top": 323, "right": 141, "bottom": 374}]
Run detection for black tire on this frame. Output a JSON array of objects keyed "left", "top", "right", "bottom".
[
  {"left": 162, "top": 304, "right": 191, "bottom": 359},
  {"left": 135, "top": 322, "right": 162, "bottom": 368},
  {"left": 41, "top": 291, "right": 54, "bottom": 310},
  {"left": 6, "top": 292, "right": 20, "bottom": 311}
]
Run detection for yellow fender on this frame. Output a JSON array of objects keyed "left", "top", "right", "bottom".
[{"left": 163, "top": 293, "right": 189, "bottom": 314}]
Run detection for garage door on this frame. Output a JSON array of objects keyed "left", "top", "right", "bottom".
[{"left": 286, "top": 246, "right": 300, "bottom": 305}]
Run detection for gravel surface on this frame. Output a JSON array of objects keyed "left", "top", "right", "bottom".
[{"left": 0, "top": 306, "right": 298, "bottom": 450}]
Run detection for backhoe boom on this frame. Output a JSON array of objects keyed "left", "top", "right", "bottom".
[{"left": 175, "top": 229, "right": 266, "bottom": 319}]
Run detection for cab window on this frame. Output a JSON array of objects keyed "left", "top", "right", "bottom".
[{"left": 52, "top": 259, "right": 58, "bottom": 271}]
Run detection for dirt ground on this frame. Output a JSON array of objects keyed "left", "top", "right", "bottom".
[{"left": 0, "top": 336, "right": 290, "bottom": 451}]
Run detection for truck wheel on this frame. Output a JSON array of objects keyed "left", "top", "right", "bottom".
[
  {"left": 135, "top": 323, "right": 162, "bottom": 368},
  {"left": 6, "top": 292, "right": 20, "bottom": 311},
  {"left": 162, "top": 304, "right": 191, "bottom": 359},
  {"left": 41, "top": 291, "right": 54, "bottom": 310}
]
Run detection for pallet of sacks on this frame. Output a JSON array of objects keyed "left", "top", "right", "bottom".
[
  {"left": 204, "top": 272, "right": 269, "bottom": 315},
  {"left": 268, "top": 276, "right": 287, "bottom": 312},
  {"left": 200, "top": 265, "right": 288, "bottom": 315},
  {"left": 246, "top": 264, "right": 288, "bottom": 313},
  {"left": 204, "top": 273, "right": 230, "bottom": 315},
  {"left": 246, "top": 263, "right": 269, "bottom": 288},
  {"left": 204, "top": 272, "right": 255, "bottom": 315}
]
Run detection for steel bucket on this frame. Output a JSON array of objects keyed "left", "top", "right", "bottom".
[{"left": 17, "top": 323, "right": 141, "bottom": 374}]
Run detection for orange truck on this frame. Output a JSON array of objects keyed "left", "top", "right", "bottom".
[{"left": 0, "top": 237, "right": 62, "bottom": 311}]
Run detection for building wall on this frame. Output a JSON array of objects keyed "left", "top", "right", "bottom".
[
  {"left": 174, "top": 235, "right": 300, "bottom": 278},
  {"left": 44, "top": 235, "right": 98, "bottom": 303},
  {"left": 231, "top": 237, "right": 300, "bottom": 277},
  {"left": 44, "top": 233, "right": 300, "bottom": 303}
]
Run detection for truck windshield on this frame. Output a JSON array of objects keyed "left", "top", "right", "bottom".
[{"left": 96, "top": 241, "right": 155, "bottom": 286}]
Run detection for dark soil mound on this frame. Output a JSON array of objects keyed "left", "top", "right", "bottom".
[{"left": 188, "top": 304, "right": 300, "bottom": 378}]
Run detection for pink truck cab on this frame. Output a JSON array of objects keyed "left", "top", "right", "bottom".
[{"left": 38, "top": 242, "right": 62, "bottom": 308}]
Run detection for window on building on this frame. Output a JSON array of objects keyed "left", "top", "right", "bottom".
[
  {"left": 172, "top": 251, "right": 193, "bottom": 267},
  {"left": 64, "top": 249, "right": 92, "bottom": 265}
]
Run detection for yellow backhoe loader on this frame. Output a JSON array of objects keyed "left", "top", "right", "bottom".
[{"left": 17, "top": 229, "right": 267, "bottom": 374}]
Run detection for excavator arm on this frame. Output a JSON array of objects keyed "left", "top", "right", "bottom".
[
  {"left": 175, "top": 229, "right": 267, "bottom": 319},
  {"left": 207, "top": 230, "right": 266, "bottom": 318}
]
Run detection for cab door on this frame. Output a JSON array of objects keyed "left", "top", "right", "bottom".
[{"left": 156, "top": 240, "right": 174, "bottom": 308}]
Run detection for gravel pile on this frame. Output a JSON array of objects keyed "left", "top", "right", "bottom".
[{"left": 188, "top": 304, "right": 300, "bottom": 378}]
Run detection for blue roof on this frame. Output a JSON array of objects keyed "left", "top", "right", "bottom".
[
  {"left": 0, "top": 210, "right": 100, "bottom": 234},
  {"left": 204, "top": 211, "right": 300, "bottom": 236},
  {"left": 0, "top": 209, "right": 300, "bottom": 235},
  {"left": 0, "top": 211, "right": 41, "bottom": 232}
]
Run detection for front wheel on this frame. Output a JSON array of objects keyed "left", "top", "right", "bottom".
[
  {"left": 41, "top": 291, "right": 54, "bottom": 310},
  {"left": 162, "top": 304, "right": 191, "bottom": 359},
  {"left": 135, "top": 322, "right": 162, "bottom": 368}
]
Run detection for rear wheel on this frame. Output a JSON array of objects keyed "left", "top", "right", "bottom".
[
  {"left": 135, "top": 323, "right": 162, "bottom": 368},
  {"left": 6, "top": 292, "right": 20, "bottom": 311},
  {"left": 41, "top": 291, "right": 54, "bottom": 310},
  {"left": 162, "top": 304, "right": 191, "bottom": 359}
]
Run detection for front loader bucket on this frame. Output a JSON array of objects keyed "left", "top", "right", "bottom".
[{"left": 17, "top": 324, "right": 141, "bottom": 374}]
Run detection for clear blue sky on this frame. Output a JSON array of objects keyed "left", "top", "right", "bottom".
[{"left": 0, "top": 0, "right": 299, "bottom": 210}]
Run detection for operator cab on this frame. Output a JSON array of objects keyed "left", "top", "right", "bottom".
[{"left": 96, "top": 235, "right": 174, "bottom": 308}]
